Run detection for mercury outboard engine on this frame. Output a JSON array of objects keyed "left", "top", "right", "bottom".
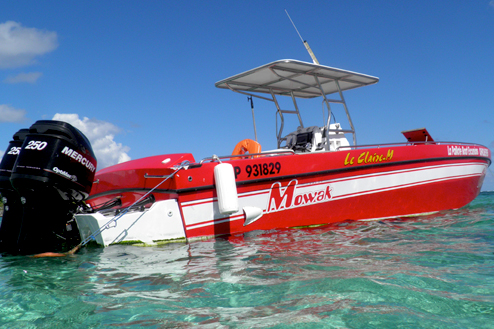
[
  {"left": 0, "top": 120, "right": 97, "bottom": 255},
  {"left": 0, "top": 128, "right": 29, "bottom": 252}
]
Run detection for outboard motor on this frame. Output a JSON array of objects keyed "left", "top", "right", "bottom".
[
  {"left": 0, "top": 128, "right": 29, "bottom": 252},
  {"left": 1, "top": 120, "right": 97, "bottom": 254}
]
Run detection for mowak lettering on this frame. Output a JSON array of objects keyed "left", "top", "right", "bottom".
[{"left": 267, "top": 179, "right": 333, "bottom": 213}]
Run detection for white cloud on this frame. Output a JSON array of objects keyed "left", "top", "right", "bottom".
[
  {"left": 0, "top": 149, "right": 4, "bottom": 159},
  {"left": 0, "top": 21, "right": 58, "bottom": 69},
  {"left": 0, "top": 104, "right": 27, "bottom": 122},
  {"left": 52, "top": 113, "right": 131, "bottom": 170},
  {"left": 3, "top": 72, "right": 42, "bottom": 84}
]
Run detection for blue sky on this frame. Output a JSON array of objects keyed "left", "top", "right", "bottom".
[{"left": 1, "top": 1, "right": 493, "bottom": 190}]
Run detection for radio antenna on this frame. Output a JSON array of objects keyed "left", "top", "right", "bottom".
[{"left": 285, "top": 9, "right": 319, "bottom": 64}]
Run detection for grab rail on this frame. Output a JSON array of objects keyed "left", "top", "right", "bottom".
[
  {"left": 200, "top": 150, "right": 295, "bottom": 164},
  {"left": 336, "top": 141, "right": 490, "bottom": 151},
  {"left": 197, "top": 141, "right": 487, "bottom": 165}
]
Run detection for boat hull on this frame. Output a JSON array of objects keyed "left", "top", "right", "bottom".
[{"left": 75, "top": 143, "right": 491, "bottom": 246}]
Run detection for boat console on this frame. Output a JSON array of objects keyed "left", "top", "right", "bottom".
[
  {"left": 284, "top": 123, "right": 351, "bottom": 153},
  {"left": 285, "top": 126, "right": 323, "bottom": 152}
]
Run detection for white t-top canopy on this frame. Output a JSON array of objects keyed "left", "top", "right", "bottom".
[{"left": 215, "top": 59, "right": 379, "bottom": 98}]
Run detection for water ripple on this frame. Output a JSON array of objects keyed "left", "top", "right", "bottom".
[{"left": 1, "top": 193, "right": 493, "bottom": 328}]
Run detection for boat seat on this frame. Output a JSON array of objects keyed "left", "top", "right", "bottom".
[{"left": 327, "top": 123, "right": 350, "bottom": 151}]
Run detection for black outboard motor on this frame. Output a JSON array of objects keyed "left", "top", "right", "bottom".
[
  {"left": 0, "top": 128, "right": 29, "bottom": 252},
  {"left": 1, "top": 120, "right": 97, "bottom": 254}
]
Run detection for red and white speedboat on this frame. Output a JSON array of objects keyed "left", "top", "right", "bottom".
[{"left": 74, "top": 59, "right": 491, "bottom": 247}]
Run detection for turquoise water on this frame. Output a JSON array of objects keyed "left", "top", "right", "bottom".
[{"left": 1, "top": 193, "right": 493, "bottom": 328}]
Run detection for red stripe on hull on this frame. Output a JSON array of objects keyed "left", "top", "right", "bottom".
[{"left": 83, "top": 143, "right": 490, "bottom": 243}]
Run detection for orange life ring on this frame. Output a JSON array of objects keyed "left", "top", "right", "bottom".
[{"left": 231, "top": 139, "right": 262, "bottom": 160}]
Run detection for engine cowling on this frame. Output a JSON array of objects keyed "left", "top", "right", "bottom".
[
  {"left": 0, "top": 120, "right": 97, "bottom": 254},
  {"left": 10, "top": 120, "right": 96, "bottom": 199}
]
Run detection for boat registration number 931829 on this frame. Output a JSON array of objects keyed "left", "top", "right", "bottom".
[{"left": 234, "top": 162, "right": 281, "bottom": 179}]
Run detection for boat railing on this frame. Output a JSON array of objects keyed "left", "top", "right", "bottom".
[
  {"left": 198, "top": 140, "right": 485, "bottom": 165},
  {"left": 336, "top": 140, "right": 484, "bottom": 151},
  {"left": 200, "top": 150, "right": 295, "bottom": 164}
]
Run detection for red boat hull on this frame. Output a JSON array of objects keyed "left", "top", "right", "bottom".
[{"left": 83, "top": 143, "right": 491, "bottom": 243}]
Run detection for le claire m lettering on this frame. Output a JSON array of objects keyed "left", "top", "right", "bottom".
[
  {"left": 267, "top": 179, "right": 333, "bottom": 213},
  {"left": 345, "top": 149, "right": 394, "bottom": 166}
]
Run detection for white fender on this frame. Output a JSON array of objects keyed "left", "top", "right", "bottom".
[
  {"left": 214, "top": 162, "right": 239, "bottom": 215},
  {"left": 243, "top": 206, "right": 263, "bottom": 226}
]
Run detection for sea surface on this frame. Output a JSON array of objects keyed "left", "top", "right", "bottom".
[{"left": 0, "top": 192, "right": 493, "bottom": 328}]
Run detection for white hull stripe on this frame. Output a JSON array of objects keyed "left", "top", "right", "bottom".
[
  {"left": 186, "top": 214, "right": 244, "bottom": 231},
  {"left": 181, "top": 163, "right": 481, "bottom": 207},
  {"left": 181, "top": 189, "right": 267, "bottom": 207}
]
